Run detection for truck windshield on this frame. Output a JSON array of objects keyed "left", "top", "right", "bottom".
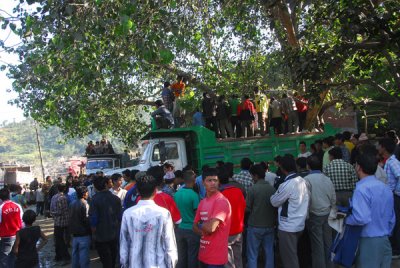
[
  {"left": 86, "top": 160, "right": 113, "bottom": 170},
  {"left": 152, "top": 143, "right": 178, "bottom": 161}
]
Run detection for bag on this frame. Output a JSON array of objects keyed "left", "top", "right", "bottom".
[{"left": 330, "top": 224, "right": 362, "bottom": 268}]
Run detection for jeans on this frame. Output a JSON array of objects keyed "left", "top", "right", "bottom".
[
  {"left": 247, "top": 226, "right": 274, "bottom": 268},
  {"left": 36, "top": 201, "right": 44, "bottom": 216},
  {"left": 72, "top": 235, "right": 91, "bottom": 268},
  {"left": 54, "top": 226, "right": 71, "bottom": 261},
  {"left": 95, "top": 239, "right": 118, "bottom": 268},
  {"left": 356, "top": 236, "right": 392, "bottom": 268},
  {"left": 0, "top": 236, "right": 16, "bottom": 268},
  {"left": 227, "top": 233, "right": 243, "bottom": 268},
  {"left": 306, "top": 214, "right": 332, "bottom": 268},
  {"left": 391, "top": 194, "right": 400, "bottom": 253},
  {"left": 176, "top": 228, "right": 200, "bottom": 268}
]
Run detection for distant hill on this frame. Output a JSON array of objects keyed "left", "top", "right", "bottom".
[{"left": 0, "top": 119, "right": 126, "bottom": 177}]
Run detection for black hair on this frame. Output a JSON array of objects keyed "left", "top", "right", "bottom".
[
  {"left": 260, "top": 161, "right": 268, "bottom": 172},
  {"left": 280, "top": 155, "right": 297, "bottom": 173},
  {"left": 136, "top": 175, "right": 158, "bottom": 199},
  {"left": 174, "top": 170, "right": 184, "bottom": 178},
  {"left": 164, "top": 81, "right": 170, "bottom": 87},
  {"left": 163, "top": 162, "right": 174, "bottom": 169},
  {"left": 335, "top": 133, "right": 345, "bottom": 142},
  {"left": 202, "top": 167, "right": 218, "bottom": 180},
  {"left": 122, "top": 169, "right": 131, "bottom": 177},
  {"left": 323, "top": 136, "right": 334, "bottom": 147},
  {"left": 249, "top": 164, "right": 266, "bottom": 179},
  {"left": 183, "top": 170, "right": 196, "bottom": 183},
  {"left": 76, "top": 186, "right": 88, "bottom": 199},
  {"left": 111, "top": 173, "right": 122, "bottom": 182},
  {"left": 201, "top": 164, "right": 210, "bottom": 172},
  {"left": 379, "top": 138, "right": 396, "bottom": 154},
  {"left": 385, "top": 130, "right": 398, "bottom": 140},
  {"left": 296, "top": 157, "right": 307, "bottom": 169},
  {"left": 216, "top": 160, "right": 225, "bottom": 168},
  {"left": 307, "top": 155, "right": 322, "bottom": 171},
  {"left": 224, "top": 162, "right": 234, "bottom": 178},
  {"left": 240, "top": 157, "right": 253, "bottom": 170},
  {"left": 57, "top": 183, "right": 67, "bottom": 193},
  {"left": 130, "top": 170, "right": 139, "bottom": 181},
  {"left": 355, "top": 152, "right": 378, "bottom": 175},
  {"left": 155, "top": 100, "right": 163, "bottom": 107},
  {"left": 299, "top": 141, "right": 306, "bottom": 146},
  {"left": 244, "top": 94, "right": 250, "bottom": 99},
  {"left": 22, "top": 210, "right": 37, "bottom": 225},
  {"left": 329, "top": 147, "right": 343, "bottom": 159},
  {"left": 310, "top": 143, "right": 317, "bottom": 152},
  {"left": 147, "top": 166, "right": 165, "bottom": 186},
  {"left": 315, "top": 139, "right": 323, "bottom": 145},
  {"left": 0, "top": 187, "right": 10, "bottom": 201},
  {"left": 343, "top": 131, "right": 351, "bottom": 140},
  {"left": 93, "top": 176, "right": 108, "bottom": 191},
  {"left": 217, "top": 166, "right": 230, "bottom": 184}
]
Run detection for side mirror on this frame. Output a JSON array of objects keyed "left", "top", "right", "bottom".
[{"left": 159, "top": 141, "right": 167, "bottom": 163}]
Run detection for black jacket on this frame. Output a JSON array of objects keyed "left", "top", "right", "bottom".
[{"left": 69, "top": 199, "right": 91, "bottom": 236}]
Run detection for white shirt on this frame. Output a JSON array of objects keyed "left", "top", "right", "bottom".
[
  {"left": 270, "top": 174, "right": 310, "bottom": 232},
  {"left": 265, "top": 172, "right": 277, "bottom": 187},
  {"left": 298, "top": 151, "right": 312, "bottom": 158},
  {"left": 120, "top": 200, "right": 178, "bottom": 268},
  {"left": 110, "top": 188, "right": 127, "bottom": 206}
]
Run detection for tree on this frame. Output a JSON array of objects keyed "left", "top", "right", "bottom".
[{"left": 1, "top": 0, "right": 399, "bottom": 144}]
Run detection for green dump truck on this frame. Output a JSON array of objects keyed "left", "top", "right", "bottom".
[{"left": 123, "top": 124, "right": 337, "bottom": 173}]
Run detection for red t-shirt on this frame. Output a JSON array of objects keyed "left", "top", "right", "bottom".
[
  {"left": 194, "top": 192, "right": 232, "bottom": 265},
  {"left": 295, "top": 97, "right": 308, "bottom": 112},
  {"left": 137, "top": 191, "right": 182, "bottom": 224},
  {"left": 0, "top": 200, "right": 23, "bottom": 237},
  {"left": 221, "top": 185, "right": 246, "bottom": 235}
]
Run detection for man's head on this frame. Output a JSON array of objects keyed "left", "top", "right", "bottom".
[
  {"left": 280, "top": 155, "right": 297, "bottom": 175},
  {"left": 22, "top": 210, "right": 37, "bottom": 225},
  {"left": 136, "top": 175, "right": 158, "bottom": 199},
  {"left": 45, "top": 176, "right": 52, "bottom": 183},
  {"left": 57, "top": 183, "right": 67, "bottom": 194},
  {"left": 155, "top": 100, "right": 163, "bottom": 108},
  {"left": 217, "top": 165, "right": 230, "bottom": 185},
  {"left": 177, "top": 75, "right": 183, "bottom": 82},
  {"left": 355, "top": 150, "right": 378, "bottom": 178},
  {"left": 378, "top": 138, "right": 396, "bottom": 156},
  {"left": 76, "top": 186, "right": 89, "bottom": 200},
  {"left": 299, "top": 141, "right": 307, "bottom": 153},
  {"left": 334, "top": 133, "right": 345, "bottom": 146},
  {"left": 322, "top": 136, "right": 334, "bottom": 149},
  {"left": 202, "top": 168, "right": 219, "bottom": 195},
  {"left": 343, "top": 131, "right": 351, "bottom": 141},
  {"left": 164, "top": 81, "right": 170, "bottom": 88},
  {"left": 240, "top": 157, "right": 253, "bottom": 171},
  {"left": 95, "top": 171, "right": 104, "bottom": 177},
  {"left": 216, "top": 161, "right": 225, "bottom": 168},
  {"left": 328, "top": 147, "right": 343, "bottom": 161},
  {"left": 147, "top": 165, "right": 165, "bottom": 187},
  {"left": 315, "top": 139, "right": 323, "bottom": 151},
  {"left": 385, "top": 130, "right": 399, "bottom": 144},
  {"left": 253, "top": 86, "right": 259, "bottom": 94},
  {"left": 307, "top": 155, "right": 322, "bottom": 171},
  {"left": 111, "top": 173, "right": 123, "bottom": 188},
  {"left": 224, "top": 162, "right": 234, "bottom": 178},
  {"left": 34, "top": 178, "right": 38, "bottom": 181},
  {"left": 0, "top": 187, "right": 10, "bottom": 201},
  {"left": 296, "top": 157, "right": 307, "bottom": 171},
  {"left": 249, "top": 164, "right": 265, "bottom": 182},
  {"left": 183, "top": 170, "right": 196, "bottom": 188},
  {"left": 93, "top": 176, "right": 110, "bottom": 191},
  {"left": 122, "top": 169, "right": 131, "bottom": 183},
  {"left": 163, "top": 162, "right": 174, "bottom": 173}
]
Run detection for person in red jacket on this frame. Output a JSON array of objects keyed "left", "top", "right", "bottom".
[
  {"left": 0, "top": 186, "right": 23, "bottom": 267},
  {"left": 237, "top": 95, "right": 256, "bottom": 137},
  {"left": 219, "top": 164, "right": 246, "bottom": 268}
]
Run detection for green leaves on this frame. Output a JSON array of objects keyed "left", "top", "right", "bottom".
[{"left": 159, "top": 49, "right": 174, "bottom": 64}]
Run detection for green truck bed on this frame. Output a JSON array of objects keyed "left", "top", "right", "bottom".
[{"left": 143, "top": 124, "right": 338, "bottom": 172}]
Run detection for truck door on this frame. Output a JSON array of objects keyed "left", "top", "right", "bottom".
[{"left": 150, "top": 142, "right": 182, "bottom": 170}]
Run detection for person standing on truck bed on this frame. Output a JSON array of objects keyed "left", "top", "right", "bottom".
[
  {"left": 254, "top": 86, "right": 269, "bottom": 136},
  {"left": 228, "top": 94, "right": 242, "bottom": 138},
  {"left": 151, "top": 100, "right": 175, "bottom": 129},
  {"left": 216, "top": 95, "right": 234, "bottom": 139},
  {"left": 238, "top": 95, "right": 256, "bottom": 138},
  {"left": 202, "top": 92, "right": 218, "bottom": 136}
]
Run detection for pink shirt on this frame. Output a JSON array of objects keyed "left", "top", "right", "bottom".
[{"left": 194, "top": 191, "right": 232, "bottom": 265}]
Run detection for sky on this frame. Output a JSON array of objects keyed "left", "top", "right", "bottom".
[{"left": 0, "top": 0, "right": 26, "bottom": 124}]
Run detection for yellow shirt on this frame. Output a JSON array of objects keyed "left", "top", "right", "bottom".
[
  {"left": 344, "top": 141, "right": 355, "bottom": 153},
  {"left": 254, "top": 93, "right": 269, "bottom": 113}
]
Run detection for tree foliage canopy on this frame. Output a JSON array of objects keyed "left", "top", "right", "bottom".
[{"left": 1, "top": 0, "right": 399, "bottom": 144}]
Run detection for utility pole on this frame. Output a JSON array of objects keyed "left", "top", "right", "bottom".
[{"left": 34, "top": 121, "right": 46, "bottom": 183}]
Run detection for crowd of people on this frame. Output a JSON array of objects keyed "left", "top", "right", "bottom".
[
  {"left": 85, "top": 137, "right": 115, "bottom": 155},
  {"left": 152, "top": 82, "right": 311, "bottom": 139},
  {"left": 0, "top": 129, "right": 400, "bottom": 268}
]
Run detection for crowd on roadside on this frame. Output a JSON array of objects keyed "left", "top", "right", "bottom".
[
  {"left": 152, "top": 80, "right": 311, "bottom": 139},
  {"left": 85, "top": 137, "right": 115, "bottom": 155},
  {"left": 1, "top": 129, "right": 400, "bottom": 268}
]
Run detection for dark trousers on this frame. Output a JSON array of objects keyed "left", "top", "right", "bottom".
[
  {"left": 36, "top": 201, "right": 44, "bottom": 215},
  {"left": 205, "top": 116, "right": 218, "bottom": 136},
  {"left": 54, "top": 226, "right": 70, "bottom": 261},
  {"left": 298, "top": 111, "right": 307, "bottom": 131},
  {"left": 391, "top": 194, "right": 400, "bottom": 253},
  {"left": 270, "top": 117, "right": 282, "bottom": 134},
  {"left": 278, "top": 230, "right": 302, "bottom": 268},
  {"left": 95, "top": 239, "right": 118, "bottom": 268},
  {"left": 176, "top": 228, "right": 200, "bottom": 268},
  {"left": 231, "top": 115, "right": 242, "bottom": 138}
]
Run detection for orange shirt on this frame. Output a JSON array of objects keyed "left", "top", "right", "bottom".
[{"left": 171, "top": 81, "right": 185, "bottom": 97}]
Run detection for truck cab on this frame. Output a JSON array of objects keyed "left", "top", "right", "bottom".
[{"left": 86, "top": 154, "right": 122, "bottom": 175}]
